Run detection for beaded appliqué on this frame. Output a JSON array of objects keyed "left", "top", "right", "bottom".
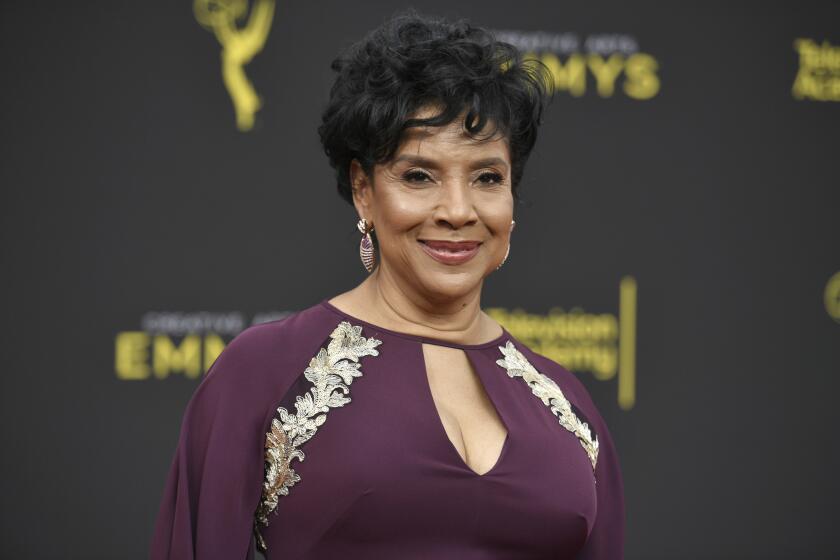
[
  {"left": 496, "top": 341, "right": 599, "bottom": 474},
  {"left": 253, "top": 321, "right": 382, "bottom": 551}
]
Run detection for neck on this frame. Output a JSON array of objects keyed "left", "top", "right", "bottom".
[{"left": 357, "top": 260, "right": 487, "bottom": 342}]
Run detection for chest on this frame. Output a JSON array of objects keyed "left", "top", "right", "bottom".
[
  {"left": 421, "top": 343, "right": 509, "bottom": 476},
  {"left": 260, "top": 340, "right": 598, "bottom": 559}
]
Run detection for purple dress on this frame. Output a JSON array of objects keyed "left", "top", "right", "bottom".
[{"left": 150, "top": 299, "right": 625, "bottom": 559}]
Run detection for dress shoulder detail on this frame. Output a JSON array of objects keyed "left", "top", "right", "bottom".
[
  {"left": 253, "top": 320, "right": 382, "bottom": 551},
  {"left": 496, "top": 340, "right": 600, "bottom": 475}
]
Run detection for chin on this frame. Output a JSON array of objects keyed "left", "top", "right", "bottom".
[{"left": 414, "top": 269, "right": 483, "bottom": 301}]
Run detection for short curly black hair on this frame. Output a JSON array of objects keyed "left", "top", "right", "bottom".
[{"left": 318, "top": 8, "right": 554, "bottom": 206}]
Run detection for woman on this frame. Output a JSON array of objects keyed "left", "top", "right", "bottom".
[{"left": 151, "top": 9, "right": 624, "bottom": 559}]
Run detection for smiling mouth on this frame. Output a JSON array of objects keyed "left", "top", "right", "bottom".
[{"left": 417, "top": 239, "right": 482, "bottom": 265}]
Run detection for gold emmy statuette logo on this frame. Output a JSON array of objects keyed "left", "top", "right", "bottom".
[
  {"left": 194, "top": 0, "right": 276, "bottom": 131},
  {"left": 826, "top": 271, "right": 840, "bottom": 322}
]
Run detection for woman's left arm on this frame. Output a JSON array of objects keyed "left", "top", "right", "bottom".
[{"left": 575, "top": 409, "right": 626, "bottom": 560}]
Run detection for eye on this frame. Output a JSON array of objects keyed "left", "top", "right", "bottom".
[
  {"left": 478, "top": 172, "right": 504, "bottom": 185},
  {"left": 403, "top": 170, "right": 432, "bottom": 183}
]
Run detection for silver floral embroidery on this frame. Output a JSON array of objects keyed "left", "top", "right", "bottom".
[
  {"left": 253, "top": 321, "right": 382, "bottom": 551},
  {"left": 496, "top": 341, "right": 599, "bottom": 474}
]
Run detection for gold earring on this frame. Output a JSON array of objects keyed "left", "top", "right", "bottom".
[
  {"left": 357, "top": 218, "right": 375, "bottom": 273},
  {"left": 496, "top": 220, "right": 516, "bottom": 270}
]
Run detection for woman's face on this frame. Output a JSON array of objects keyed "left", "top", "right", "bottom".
[{"left": 351, "top": 105, "right": 514, "bottom": 303}]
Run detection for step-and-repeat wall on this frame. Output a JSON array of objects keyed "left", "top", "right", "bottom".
[{"left": 1, "top": 1, "right": 837, "bottom": 558}]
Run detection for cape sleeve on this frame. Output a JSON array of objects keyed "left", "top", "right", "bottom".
[
  {"left": 149, "top": 326, "right": 274, "bottom": 560},
  {"left": 575, "top": 407, "right": 625, "bottom": 560}
]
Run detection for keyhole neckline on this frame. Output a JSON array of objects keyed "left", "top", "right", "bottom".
[
  {"left": 419, "top": 342, "right": 512, "bottom": 477},
  {"left": 321, "top": 299, "right": 510, "bottom": 350}
]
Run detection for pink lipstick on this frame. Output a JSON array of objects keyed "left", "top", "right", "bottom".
[{"left": 418, "top": 240, "right": 481, "bottom": 265}]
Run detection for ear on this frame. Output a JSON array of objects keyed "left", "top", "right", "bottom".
[{"left": 349, "top": 158, "right": 375, "bottom": 222}]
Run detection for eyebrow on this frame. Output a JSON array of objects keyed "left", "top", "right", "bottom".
[{"left": 391, "top": 154, "right": 509, "bottom": 171}]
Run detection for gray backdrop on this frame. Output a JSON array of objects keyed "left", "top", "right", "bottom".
[{"left": 1, "top": 1, "right": 838, "bottom": 558}]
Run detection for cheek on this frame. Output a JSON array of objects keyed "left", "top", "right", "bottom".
[
  {"left": 374, "top": 192, "right": 429, "bottom": 239},
  {"left": 479, "top": 198, "right": 514, "bottom": 238},
  {"left": 490, "top": 212, "right": 513, "bottom": 235}
]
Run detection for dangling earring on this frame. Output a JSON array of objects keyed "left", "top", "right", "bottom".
[
  {"left": 496, "top": 220, "right": 516, "bottom": 270},
  {"left": 357, "top": 218, "right": 376, "bottom": 273}
]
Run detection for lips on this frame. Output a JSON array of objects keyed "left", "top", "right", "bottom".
[
  {"left": 420, "top": 240, "right": 481, "bottom": 251},
  {"left": 418, "top": 239, "right": 482, "bottom": 265}
]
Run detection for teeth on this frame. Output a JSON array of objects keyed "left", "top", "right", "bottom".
[{"left": 419, "top": 241, "right": 475, "bottom": 253}]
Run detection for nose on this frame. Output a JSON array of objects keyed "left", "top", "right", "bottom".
[{"left": 433, "top": 181, "right": 479, "bottom": 230}]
